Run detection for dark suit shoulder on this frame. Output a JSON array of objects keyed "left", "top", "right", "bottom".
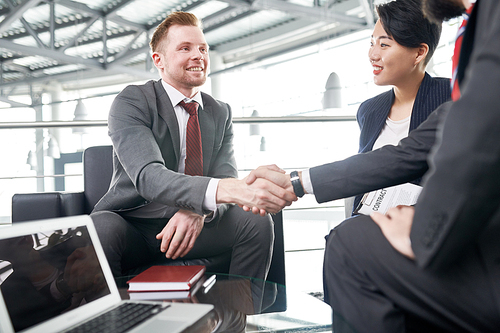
[
  {"left": 357, "top": 90, "right": 393, "bottom": 123},
  {"left": 423, "top": 75, "right": 451, "bottom": 96}
]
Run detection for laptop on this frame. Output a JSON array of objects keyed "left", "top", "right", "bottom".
[{"left": 0, "top": 215, "right": 213, "bottom": 333}]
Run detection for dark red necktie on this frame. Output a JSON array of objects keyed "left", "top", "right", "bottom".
[
  {"left": 451, "top": 5, "right": 474, "bottom": 101},
  {"left": 179, "top": 100, "right": 203, "bottom": 176}
]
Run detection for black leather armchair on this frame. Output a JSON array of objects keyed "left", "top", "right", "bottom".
[{"left": 12, "top": 145, "right": 286, "bottom": 286}]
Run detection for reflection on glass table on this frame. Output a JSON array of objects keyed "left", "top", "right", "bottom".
[{"left": 116, "top": 273, "right": 332, "bottom": 333}]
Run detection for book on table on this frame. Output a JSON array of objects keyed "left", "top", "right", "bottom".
[
  {"left": 127, "top": 265, "right": 206, "bottom": 292},
  {"left": 128, "top": 278, "right": 204, "bottom": 300}
]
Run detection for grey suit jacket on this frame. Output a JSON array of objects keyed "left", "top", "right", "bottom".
[
  {"left": 309, "top": 101, "right": 452, "bottom": 204},
  {"left": 93, "top": 79, "right": 237, "bottom": 219}
]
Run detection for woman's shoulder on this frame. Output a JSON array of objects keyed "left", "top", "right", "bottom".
[
  {"left": 358, "top": 90, "right": 393, "bottom": 116},
  {"left": 425, "top": 74, "right": 451, "bottom": 91}
]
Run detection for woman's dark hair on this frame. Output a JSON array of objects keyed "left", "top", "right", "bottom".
[{"left": 377, "top": 0, "right": 442, "bottom": 65}]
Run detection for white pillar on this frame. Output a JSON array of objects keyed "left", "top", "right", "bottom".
[
  {"left": 209, "top": 51, "right": 224, "bottom": 100},
  {"left": 47, "top": 80, "right": 63, "bottom": 152}
]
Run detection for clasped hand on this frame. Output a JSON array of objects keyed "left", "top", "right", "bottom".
[{"left": 240, "top": 164, "right": 297, "bottom": 216}]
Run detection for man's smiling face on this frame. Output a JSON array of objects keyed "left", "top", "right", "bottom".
[{"left": 154, "top": 24, "right": 209, "bottom": 97}]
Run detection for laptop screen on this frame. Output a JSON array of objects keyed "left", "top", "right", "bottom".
[{"left": 0, "top": 225, "right": 111, "bottom": 332}]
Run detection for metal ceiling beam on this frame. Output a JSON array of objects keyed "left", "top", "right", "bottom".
[
  {"left": 59, "top": 15, "right": 101, "bottom": 52},
  {"left": 0, "top": 63, "right": 157, "bottom": 90},
  {"left": 211, "top": 18, "right": 319, "bottom": 53},
  {"left": 102, "top": 17, "right": 108, "bottom": 65},
  {"left": 19, "top": 16, "right": 47, "bottom": 48},
  {"left": 50, "top": 1, "right": 56, "bottom": 49},
  {"left": 111, "top": 32, "right": 147, "bottom": 65},
  {"left": 55, "top": 0, "right": 147, "bottom": 31},
  {"left": 109, "top": 45, "right": 148, "bottom": 65},
  {"left": 210, "top": 24, "right": 365, "bottom": 76},
  {"left": 358, "top": 0, "right": 375, "bottom": 28},
  {"left": 204, "top": 8, "right": 257, "bottom": 33},
  {"left": 54, "top": 0, "right": 102, "bottom": 17},
  {"left": 107, "top": 15, "right": 148, "bottom": 31},
  {"left": 104, "top": 0, "right": 136, "bottom": 18},
  {"left": 3, "top": 62, "right": 31, "bottom": 74},
  {"left": 0, "top": 96, "right": 31, "bottom": 107},
  {"left": 0, "top": 39, "right": 104, "bottom": 69},
  {"left": 0, "top": 0, "right": 41, "bottom": 34},
  {"left": 222, "top": 24, "right": 358, "bottom": 65},
  {"left": 202, "top": 6, "right": 246, "bottom": 30},
  {"left": 249, "top": 0, "right": 366, "bottom": 25},
  {"left": 0, "top": 16, "right": 94, "bottom": 42}
]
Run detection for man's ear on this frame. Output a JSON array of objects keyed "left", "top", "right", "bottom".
[
  {"left": 152, "top": 52, "right": 163, "bottom": 69},
  {"left": 415, "top": 43, "right": 430, "bottom": 65}
]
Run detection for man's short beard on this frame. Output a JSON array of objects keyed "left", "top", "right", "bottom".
[{"left": 422, "top": 0, "right": 465, "bottom": 24}]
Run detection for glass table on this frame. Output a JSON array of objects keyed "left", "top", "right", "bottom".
[{"left": 116, "top": 273, "right": 332, "bottom": 333}]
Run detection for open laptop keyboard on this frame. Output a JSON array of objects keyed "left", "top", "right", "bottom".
[{"left": 65, "top": 302, "right": 169, "bottom": 333}]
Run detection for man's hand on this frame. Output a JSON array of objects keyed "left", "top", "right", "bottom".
[
  {"left": 371, "top": 205, "right": 416, "bottom": 259},
  {"left": 217, "top": 175, "right": 296, "bottom": 216},
  {"left": 241, "top": 165, "right": 295, "bottom": 215},
  {"left": 156, "top": 209, "right": 204, "bottom": 260},
  {"left": 245, "top": 165, "right": 292, "bottom": 191}
]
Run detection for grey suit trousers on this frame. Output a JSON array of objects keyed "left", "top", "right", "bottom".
[{"left": 90, "top": 206, "right": 274, "bottom": 281}]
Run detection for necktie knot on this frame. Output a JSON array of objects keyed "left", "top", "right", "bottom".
[{"left": 179, "top": 100, "right": 199, "bottom": 116}]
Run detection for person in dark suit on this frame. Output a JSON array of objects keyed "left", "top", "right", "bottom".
[
  {"left": 90, "top": 12, "right": 296, "bottom": 280},
  {"left": 245, "top": 0, "right": 500, "bottom": 330},
  {"left": 352, "top": 0, "right": 450, "bottom": 212},
  {"left": 322, "top": 0, "right": 500, "bottom": 331}
]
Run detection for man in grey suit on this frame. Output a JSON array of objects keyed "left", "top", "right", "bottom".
[{"left": 90, "top": 11, "right": 296, "bottom": 280}]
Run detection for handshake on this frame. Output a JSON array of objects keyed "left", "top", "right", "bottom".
[{"left": 216, "top": 165, "right": 303, "bottom": 216}]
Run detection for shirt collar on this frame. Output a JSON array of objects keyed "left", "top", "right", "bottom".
[{"left": 161, "top": 80, "right": 204, "bottom": 109}]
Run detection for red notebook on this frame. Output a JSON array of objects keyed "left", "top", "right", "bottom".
[{"left": 127, "top": 265, "right": 206, "bottom": 292}]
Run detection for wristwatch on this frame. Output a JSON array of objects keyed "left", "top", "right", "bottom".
[{"left": 290, "top": 171, "right": 305, "bottom": 198}]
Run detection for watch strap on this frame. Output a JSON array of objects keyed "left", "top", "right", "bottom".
[{"left": 290, "top": 171, "right": 305, "bottom": 198}]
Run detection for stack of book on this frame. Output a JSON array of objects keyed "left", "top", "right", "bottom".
[{"left": 127, "top": 265, "right": 206, "bottom": 300}]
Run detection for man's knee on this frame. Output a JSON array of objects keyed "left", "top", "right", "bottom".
[
  {"left": 244, "top": 211, "right": 274, "bottom": 246},
  {"left": 327, "top": 214, "right": 376, "bottom": 251},
  {"left": 90, "top": 210, "right": 127, "bottom": 244},
  {"left": 225, "top": 206, "right": 274, "bottom": 246},
  {"left": 325, "top": 215, "right": 378, "bottom": 278}
]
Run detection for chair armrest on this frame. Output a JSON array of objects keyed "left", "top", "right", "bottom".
[
  {"left": 267, "top": 211, "right": 285, "bottom": 286},
  {"left": 12, "top": 192, "right": 85, "bottom": 223},
  {"left": 60, "top": 192, "right": 86, "bottom": 216}
]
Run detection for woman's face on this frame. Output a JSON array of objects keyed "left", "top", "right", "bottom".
[{"left": 368, "top": 20, "right": 421, "bottom": 86}]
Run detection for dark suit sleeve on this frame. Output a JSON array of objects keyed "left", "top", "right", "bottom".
[
  {"left": 411, "top": 0, "right": 500, "bottom": 271},
  {"left": 309, "top": 102, "right": 451, "bottom": 203}
]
